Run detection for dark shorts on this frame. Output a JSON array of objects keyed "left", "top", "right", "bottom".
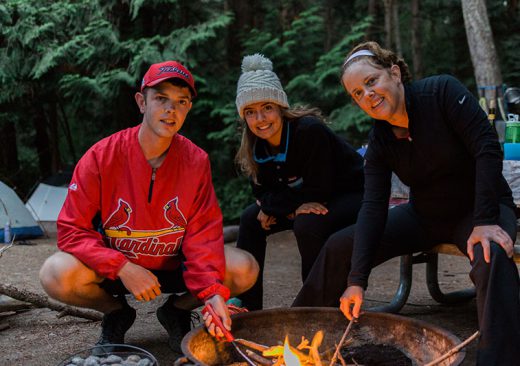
[{"left": 99, "top": 266, "right": 187, "bottom": 296}]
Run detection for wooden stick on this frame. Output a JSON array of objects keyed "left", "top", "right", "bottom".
[
  {"left": 424, "top": 331, "right": 479, "bottom": 366},
  {"left": 337, "top": 352, "right": 348, "bottom": 366},
  {"left": 0, "top": 239, "right": 14, "bottom": 257},
  {"left": 235, "top": 338, "right": 269, "bottom": 352},
  {"left": 0, "top": 283, "right": 102, "bottom": 321},
  {"left": 328, "top": 318, "right": 356, "bottom": 366},
  {"left": 0, "top": 301, "right": 34, "bottom": 313},
  {"left": 245, "top": 349, "right": 272, "bottom": 365}
]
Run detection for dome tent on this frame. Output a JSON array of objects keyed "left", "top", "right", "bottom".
[{"left": 0, "top": 181, "right": 43, "bottom": 240}]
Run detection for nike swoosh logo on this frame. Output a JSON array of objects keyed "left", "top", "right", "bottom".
[{"left": 458, "top": 95, "right": 466, "bottom": 104}]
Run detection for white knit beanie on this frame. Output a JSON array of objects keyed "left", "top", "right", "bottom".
[{"left": 235, "top": 54, "right": 289, "bottom": 118}]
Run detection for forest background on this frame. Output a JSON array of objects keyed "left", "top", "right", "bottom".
[{"left": 1, "top": 0, "right": 519, "bottom": 224}]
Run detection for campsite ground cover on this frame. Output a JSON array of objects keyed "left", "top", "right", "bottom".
[{"left": 0, "top": 230, "right": 508, "bottom": 365}]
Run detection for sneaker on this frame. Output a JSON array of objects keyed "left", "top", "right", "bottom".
[
  {"left": 94, "top": 300, "right": 136, "bottom": 354},
  {"left": 156, "top": 296, "right": 193, "bottom": 353},
  {"left": 226, "top": 297, "right": 243, "bottom": 307}
]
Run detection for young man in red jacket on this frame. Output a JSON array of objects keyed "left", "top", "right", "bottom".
[{"left": 39, "top": 61, "right": 258, "bottom": 353}]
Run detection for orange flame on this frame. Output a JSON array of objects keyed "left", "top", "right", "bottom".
[{"left": 283, "top": 336, "right": 302, "bottom": 366}]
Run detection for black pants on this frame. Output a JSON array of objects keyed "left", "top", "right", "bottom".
[
  {"left": 293, "top": 203, "right": 520, "bottom": 365},
  {"left": 237, "top": 191, "right": 363, "bottom": 310},
  {"left": 100, "top": 267, "right": 187, "bottom": 296}
]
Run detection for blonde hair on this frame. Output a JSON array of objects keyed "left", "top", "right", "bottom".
[
  {"left": 235, "top": 106, "right": 325, "bottom": 182},
  {"left": 341, "top": 41, "right": 412, "bottom": 84}
]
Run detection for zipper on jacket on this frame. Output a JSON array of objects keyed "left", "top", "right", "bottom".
[{"left": 148, "top": 168, "right": 157, "bottom": 203}]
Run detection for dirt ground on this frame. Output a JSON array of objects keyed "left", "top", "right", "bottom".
[{"left": 0, "top": 230, "right": 515, "bottom": 365}]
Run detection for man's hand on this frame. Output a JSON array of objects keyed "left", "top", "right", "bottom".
[
  {"left": 118, "top": 261, "right": 161, "bottom": 301},
  {"left": 203, "top": 295, "right": 231, "bottom": 339},
  {"left": 339, "top": 285, "right": 364, "bottom": 320},
  {"left": 467, "top": 225, "right": 514, "bottom": 263},
  {"left": 295, "top": 202, "right": 328, "bottom": 216},
  {"left": 257, "top": 209, "right": 276, "bottom": 230}
]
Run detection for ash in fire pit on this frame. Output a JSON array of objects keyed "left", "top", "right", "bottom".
[{"left": 341, "top": 344, "right": 412, "bottom": 366}]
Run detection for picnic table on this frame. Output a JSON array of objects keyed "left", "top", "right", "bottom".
[{"left": 372, "top": 160, "right": 520, "bottom": 313}]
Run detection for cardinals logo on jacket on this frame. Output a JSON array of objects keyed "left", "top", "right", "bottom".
[{"left": 103, "top": 197, "right": 187, "bottom": 259}]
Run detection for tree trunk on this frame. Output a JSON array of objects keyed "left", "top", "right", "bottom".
[
  {"left": 323, "top": 2, "right": 333, "bottom": 50},
  {"left": 0, "top": 115, "right": 19, "bottom": 186},
  {"left": 461, "top": 0, "right": 502, "bottom": 111},
  {"left": 392, "top": 0, "right": 402, "bottom": 56},
  {"left": 507, "top": 0, "right": 518, "bottom": 16},
  {"left": 410, "top": 0, "right": 422, "bottom": 79},
  {"left": 383, "top": 0, "right": 393, "bottom": 48},
  {"left": 58, "top": 101, "right": 77, "bottom": 164},
  {"left": 365, "top": 0, "right": 378, "bottom": 41},
  {"left": 47, "top": 102, "right": 61, "bottom": 173},
  {"left": 33, "top": 104, "right": 52, "bottom": 179},
  {"left": 226, "top": 0, "right": 257, "bottom": 69}
]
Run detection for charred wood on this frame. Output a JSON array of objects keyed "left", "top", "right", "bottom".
[{"left": 244, "top": 349, "right": 272, "bottom": 365}]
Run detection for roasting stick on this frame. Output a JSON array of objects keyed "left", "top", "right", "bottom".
[
  {"left": 235, "top": 338, "right": 269, "bottom": 352},
  {"left": 202, "top": 304, "right": 257, "bottom": 366},
  {"left": 328, "top": 317, "right": 356, "bottom": 366},
  {"left": 423, "top": 331, "right": 479, "bottom": 366}
]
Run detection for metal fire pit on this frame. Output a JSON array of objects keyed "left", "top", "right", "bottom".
[{"left": 181, "top": 307, "right": 465, "bottom": 366}]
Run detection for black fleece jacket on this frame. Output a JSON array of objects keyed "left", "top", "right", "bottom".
[
  {"left": 252, "top": 116, "right": 364, "bottom": 217},
  {"left": 349, "top": 75, "right": 515, "bottom": 288}
]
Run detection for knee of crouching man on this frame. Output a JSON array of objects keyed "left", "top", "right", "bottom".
[{"left": 226, "top": 248, "right": 260, "bottom": 295}]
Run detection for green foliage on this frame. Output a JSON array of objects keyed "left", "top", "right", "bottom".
[
  {"left": 215, "top": 176, "right": 254, "bottom": 224},
  {"left": 0, "top": 0, "right": 518, "bottom": 223},
  {"left": 240, "top": 6, "right": 372, "bottom": 139}
]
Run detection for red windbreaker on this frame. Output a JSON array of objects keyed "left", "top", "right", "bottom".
[{"left": 57, "top": 125, "right": 229, "bottom": 302}]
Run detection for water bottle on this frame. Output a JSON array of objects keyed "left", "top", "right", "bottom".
[
  {"left": 4, "top": 221, "right": 11, "bottom": 243},
  {"left": 504, "top": 121, "right": 520, "bottom": 160}
]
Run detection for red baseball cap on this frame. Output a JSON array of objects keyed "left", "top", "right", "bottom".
[{"left": 140, "top": 61, "right": 197, "bottom": 97}]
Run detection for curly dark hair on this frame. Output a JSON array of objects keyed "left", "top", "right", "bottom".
[{"left": 340, "top": 41, "right": 412, "bottom": 84}]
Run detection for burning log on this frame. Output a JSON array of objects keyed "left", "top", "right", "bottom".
[
  {"left": 0, "top": 283, "right": 102, "bottom": 321},
  {"left": 244, "top": 349, "right": 273, "bottom": 365},
  {"left": 235, "top": 330, "right": 366, "bottom": 366},
  {"left": 262, "top": 342, "right": 313, "bottom": 364}
]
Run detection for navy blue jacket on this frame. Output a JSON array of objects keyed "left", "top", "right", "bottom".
[{"left": 252, "top": 116, "right": 364, "bottom": 217}]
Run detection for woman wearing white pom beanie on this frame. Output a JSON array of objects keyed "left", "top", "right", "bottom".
[{"left": 234, "top": 54, "right": 365, "bottom": 310}]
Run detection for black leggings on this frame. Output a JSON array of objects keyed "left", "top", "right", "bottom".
[
  {"left": 293, "top": 203, "right": 520, "bottom": 366},
  {"left": 236, "top": 191, "right": 363, "bottom": 310}
]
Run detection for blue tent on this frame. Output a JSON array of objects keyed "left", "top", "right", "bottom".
[{"left": 0, "top": 181, "right": 43, "bottom": 241}]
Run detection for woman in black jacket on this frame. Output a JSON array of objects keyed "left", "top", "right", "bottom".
[
  {"left": 293, "top": 41, "right": 520, "bottom": 365},
  {"left": 234, "top": 54, "right": 364, "bottom": 310}
]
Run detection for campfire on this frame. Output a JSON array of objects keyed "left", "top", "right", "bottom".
[
  {"left": 234, "top": 331, "right": 331, "bottom": 366},
  {"left": 231, "top": 330, "right": 413, "bottom": 366},
  {"left": 180, "top": 308, "right": 466, "bottom": 366}
]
